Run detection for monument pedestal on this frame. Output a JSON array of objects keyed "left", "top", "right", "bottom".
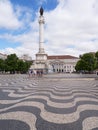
[
  {"left": 34, "top": 52, "right": 48, "bottom": 72},
  {"left": 36, "top": 53, "right": 47, "bottom": 61}
]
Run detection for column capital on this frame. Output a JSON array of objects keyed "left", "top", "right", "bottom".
[{"left": 39, "top": 16, "right": 45, "bottom": 24}]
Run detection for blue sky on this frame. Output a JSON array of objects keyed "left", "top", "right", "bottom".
[
  {"left": 10, "top": 0, "right": 58, "bottom": 10},
  {"left": 0, "top": 0, "right": 98, "bottom": 59}
]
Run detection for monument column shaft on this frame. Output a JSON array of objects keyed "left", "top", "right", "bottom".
[{"left": 39, "top": 16, "right": 45, "bottom": 53}]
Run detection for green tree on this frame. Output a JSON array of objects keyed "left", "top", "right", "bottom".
[
  {"left": 95, "top": 51, "right": 98, "bottom": 59},
  {"left": 75, "top": 59, "right": 87, "bottom": 72},
  {"left": 5, "top": 54, "right": 18, "bottom": 73},
  {"left": 17, "top": 60, "right": 25, "bottom": 73},
  {"left": 0, "top": 54, "right": 32, "bottom": 74},
  {"left": 75, "top": 53, "right": 96, "bottom": 72},
  {"left": 17, "top": 60, "right": 32, "bottom": 73},
  {"left": 23, "top": 61, "right": 32, "bottom": 73},
  {"left": 0, "top": 59, "right": 5, "bottom": 72},
  {"left": 95, "top": 51, "right": 98, "bottom": 69}
]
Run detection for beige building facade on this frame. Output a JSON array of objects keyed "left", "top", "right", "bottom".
[
  {"left": 0, "top": 53, "right": 7, "bottom": 60},
  {"left": 47, "top": 55, "right": 79, "bottom": 73}
]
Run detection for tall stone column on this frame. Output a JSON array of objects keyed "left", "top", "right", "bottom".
[
  {"left": 36, "top": 7, "right": 47, "bottom": 62},
  {"left": 39, "top": 7, "right": 45, "bottom": 53},
  {"left": 31, "top": 7, "right": 48, "bottom": 72}
]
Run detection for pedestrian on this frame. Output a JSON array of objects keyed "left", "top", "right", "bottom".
[
  {"left": 28, "top": 70, "right": 32, "bottom": 78},
  {"left": 33, "top": 70, "right": 36, "bottom": 77},
  {"left": 40, "top": 70, "right": 43, "bottom": 77}
]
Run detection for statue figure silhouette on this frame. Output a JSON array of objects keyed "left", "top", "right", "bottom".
[{"left": 40, "top": 7, "right": 44, "bottom": 16}]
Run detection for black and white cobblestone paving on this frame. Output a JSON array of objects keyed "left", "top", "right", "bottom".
[{"left": 0, "top": 74, "right": 98, "bottom": 130}]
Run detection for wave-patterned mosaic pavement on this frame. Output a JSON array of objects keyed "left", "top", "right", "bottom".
[{"left": 0, "top": 74, "right": 98, "bottom": 130}]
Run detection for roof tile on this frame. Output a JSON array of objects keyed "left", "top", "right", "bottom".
[{"left": 47, "top": 55, "right": 79, "bottom": 59}]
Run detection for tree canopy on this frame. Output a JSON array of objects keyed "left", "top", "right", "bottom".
[
  {"left": 75, "top": 52, "right": 97, "bottom": 73},
  {"left": 95, "top": 51, "right": 98, "bottom": 69},
  {"left": 0, "top": 59, "right": 5, "bottom": 72},
  {"left": 0, "top": 54, "right": 32, "bottom": 74}
]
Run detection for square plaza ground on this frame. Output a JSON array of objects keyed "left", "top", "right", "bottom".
[{"left": 0, "top": 74, "right": 98, "bottom": 130}]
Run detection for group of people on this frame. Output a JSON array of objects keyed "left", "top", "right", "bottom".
[{"left": 28, "top": 70, "right": 43, "bottom": 78}]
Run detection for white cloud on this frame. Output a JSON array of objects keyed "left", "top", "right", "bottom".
[
  {"left": 0, "top": 47, "right": 35, "bottom": 59},
  {"left": 44, "top": 0, "right": 98, "bottom": 56},
  {"left": 0, "top": 0, "right": 23, "bottom": 29},
  {"left": 0, "top": 30, "right": 38, "bottom": 58},
  {"left": 0, "top": 0, "right": 98, "bottom": 59},
  {"left": 36, "top": 0, "right": 47, "bottom": 6}
]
